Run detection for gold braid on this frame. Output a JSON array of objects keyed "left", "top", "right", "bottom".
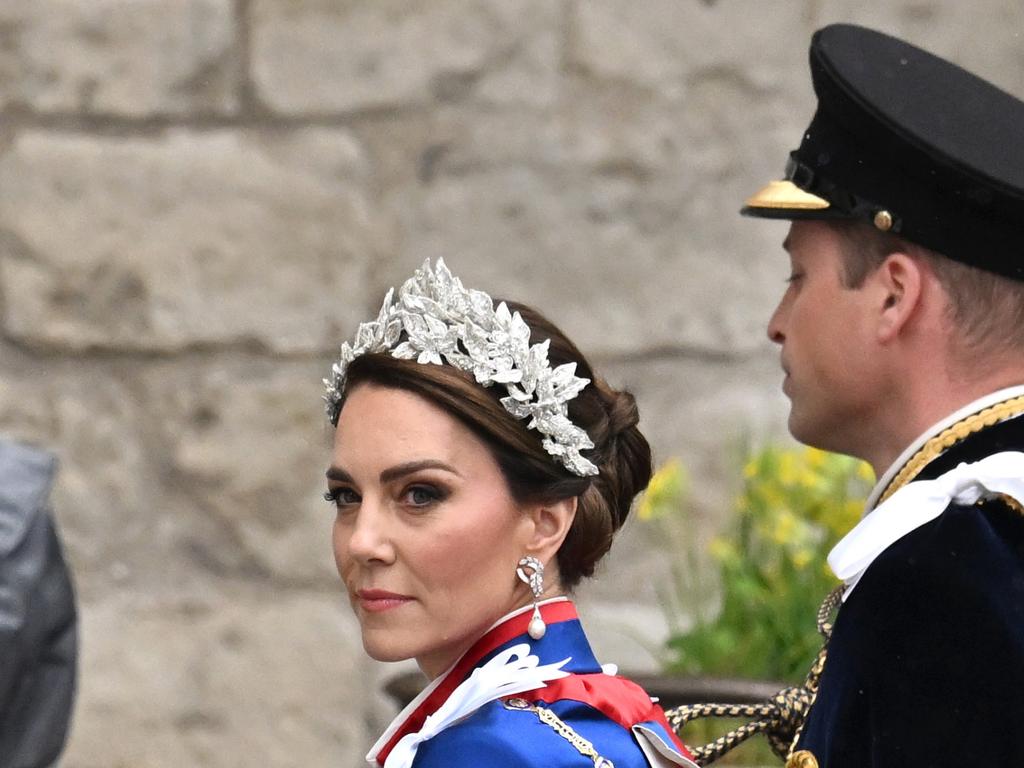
[
  {"left": 666, "top": 392, "right": 1024, "bottom": 766},
  {"left": 876, "top": 394, "right": 1024, "bottom": 504}
]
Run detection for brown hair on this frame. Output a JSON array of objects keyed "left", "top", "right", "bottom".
[
  {"left": 334, "top": 301, "right": 652, "bottom": 589},
  {"left": 834, "top": 220, "right": 1024, "bottom": 355}
]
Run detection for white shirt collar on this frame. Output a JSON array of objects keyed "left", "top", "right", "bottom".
[
  {"left": 830, "top": 450, "right": 1024, "bottom": 599},
  {"left": 830, "top": 385, "right": 1024, "bottom": 601}
]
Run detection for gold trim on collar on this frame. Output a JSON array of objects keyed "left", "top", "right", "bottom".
[
  {"left": 877, "top": 394, "right": 1024, "bottom": 505},
  {"left": 987, "top": 493, "right": 1024, "bottom": 516}
]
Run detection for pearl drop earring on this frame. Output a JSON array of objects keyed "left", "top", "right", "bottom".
[{"left": 516, "top": 556, "right": 546, "bottom": 640}]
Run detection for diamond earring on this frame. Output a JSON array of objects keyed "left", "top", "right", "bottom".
[{"left": 516, "top": 556, "right": 546, "bottom": 640}]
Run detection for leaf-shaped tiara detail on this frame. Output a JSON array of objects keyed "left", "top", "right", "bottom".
[{"left": 323, "top": 258, "right": 599, "bottom": 477}]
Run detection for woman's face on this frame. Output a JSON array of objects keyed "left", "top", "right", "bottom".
[{"left": 328, "top": 383, "right": 538, "bottom": 678}]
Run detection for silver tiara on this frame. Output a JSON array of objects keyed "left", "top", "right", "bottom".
[{"left": 323, "top": 259, "right": 599, "bottom": 477}]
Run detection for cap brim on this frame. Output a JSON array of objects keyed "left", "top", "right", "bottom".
[{"left": 740, "top": 180, "right": 833, "bottom": 219}]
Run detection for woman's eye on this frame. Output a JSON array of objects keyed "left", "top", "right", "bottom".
[
  {"left": 786, "top": 271, "right": 804, "bottom": 284},
  {"left": 403, "top": 485, "right": 445, "bottom": 507},
  {"left": 324, "top": 487, "right": 360, "bottom": 507}
]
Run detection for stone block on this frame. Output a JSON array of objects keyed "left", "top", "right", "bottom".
[
  {"left": 564, "top": 1, "right": 818, "bottom": 193},
  {"left": 602, "top": 354, "right": 790, "bottom": 471},
  {"left": 582, "top": 352, "right": 790, "bottom": 599},
  {"left": 0, "top": 0, "right": 239, "bottom": 116},
  {"left": 0, "top": 129, "right": 380, "bottom": 354},
  {"left": 143, "top": 359, "right": 340, "bottom": 587},
  {"left": 0, "top": 360, "right": 184, "bottom": 599},
  {"left": 570, "top": 0, "right": 808, "bottom": 97},
  {"left": 0, "top": 363, "right": 61, "bottom": 449},
  {"left": 350, "top": 108, "right": 570, "bottom": 194},
  {"left": 0, "top": 357, "right": 341, "bottom": 597},
  {"left": 814, "top": 0, "right": 1024, "bottom": 97},
  {"left": 64, "top": 589, "right": 374, "bottom": 768},
  {"left": 576, "top": 353, "right": 791, "bottom": 670},
  {"left": 349, "top": 46, "right": 812, "bottom": 188},
  {"left": 250, "top": 0, "right": 563, "bottom": 113},
  {"left": 40, "top": 367, "right": 152, "bottom": 598},
  {"left": 380, "top": 167, "right": 788, "bottom": 358}
]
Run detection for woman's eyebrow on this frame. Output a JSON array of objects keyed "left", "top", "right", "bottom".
[
  {"left": 325, "top": 466, "right": 353, "bottom": 483},
  {"left": 379, "top": 460, "right": 461, "bottom": 483},
  {"left": 325, "top": 460, "right": 461, "bottom": 484}
]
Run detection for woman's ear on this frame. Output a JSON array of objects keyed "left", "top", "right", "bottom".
[
  {"left": 871, "top": 252, "right": 924, "bottom": 343},
  {"left": 523, "top": 497, "right": 577, "bottom": 565}
]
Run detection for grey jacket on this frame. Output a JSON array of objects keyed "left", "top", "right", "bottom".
[{"left": 0, "top": 440, "right": 77, "bottom": 768}]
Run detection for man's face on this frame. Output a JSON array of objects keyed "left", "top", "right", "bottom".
[{"left": 767, "top": 220, "right": 882, "bottom": 454}]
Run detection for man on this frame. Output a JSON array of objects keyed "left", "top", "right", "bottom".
[
  {"left": 742, "top": 24, "right": 1024, "bottom": 768},
  {"left": 0, "top": 439, "right": 77, "bottom": 767}
]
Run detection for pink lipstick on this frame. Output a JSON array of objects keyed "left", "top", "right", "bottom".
[{"left": 356, "top": 589, "right": 413, "bottom": 613}]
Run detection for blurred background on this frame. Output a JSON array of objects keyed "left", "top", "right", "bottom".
[{"left": 0, "top": 1, "right": 1021, "bottom": 765}]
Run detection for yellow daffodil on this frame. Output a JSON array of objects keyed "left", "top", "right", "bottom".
[
  {"left": 641, "top": 444, "right": 870, "bottom": 684},
  {"left": 637, "top": 458, "right": 687, "bottom": 520}
]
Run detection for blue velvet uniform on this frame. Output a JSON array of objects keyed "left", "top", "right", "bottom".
[
  {"left": 795, "top": 392, "right": 1024, "bottom": 767},
  {"left": 368, "top": 600, "right": 696, "bottom": 768}
]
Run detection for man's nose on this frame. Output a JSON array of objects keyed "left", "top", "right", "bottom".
[{"left": 767, "top": 299, "right": 787, "bottom": 345}]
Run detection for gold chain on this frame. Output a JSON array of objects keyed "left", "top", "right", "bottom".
[{"left": 784, "top": 588, "right": 841, "bottom": 762}]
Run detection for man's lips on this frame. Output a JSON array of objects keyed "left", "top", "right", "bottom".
[{"left": 355, "top": 589, "right": 413, "bottom": 613}]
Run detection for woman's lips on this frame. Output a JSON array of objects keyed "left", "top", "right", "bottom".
[{"left": 355, "top": 589, "right": 413, "bottom": 613}]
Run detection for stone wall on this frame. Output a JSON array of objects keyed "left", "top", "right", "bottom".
[{"left": 0, "top": 2, "right": 1020, "bottom": 766}]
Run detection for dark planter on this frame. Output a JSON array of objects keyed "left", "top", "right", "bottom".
[{"left": 383, "top": 670, "right": 786, "bottom": 710}]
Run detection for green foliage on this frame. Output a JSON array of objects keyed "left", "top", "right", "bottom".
[{"left": 640, "top": 445, "right": 873, "bottom": 683}]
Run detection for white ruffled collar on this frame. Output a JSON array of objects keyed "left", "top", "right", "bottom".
[
  {"left": 830, "top": 451, "right": 1024, "bottom": 599},
  {"left": 381, "top": 643, "right": 571, "bottom": 767},
  {"left": 366, "top": 597, "right": 571, "bottom": 767}
]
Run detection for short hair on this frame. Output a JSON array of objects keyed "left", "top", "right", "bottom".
[
  {"left": 335, "top": 301, "right": 652, "bottom": 590},
  {"left": 834, "top": 220, "right": 1024, "bottom": 355}
]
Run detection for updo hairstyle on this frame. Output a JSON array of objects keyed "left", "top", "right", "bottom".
[{"left": 335, "top": 301, "right": 652, "bottom": 589}]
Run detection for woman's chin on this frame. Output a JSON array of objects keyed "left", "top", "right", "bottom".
[{"left": 361, "top": 635, "right": 416, "bottom": 664}]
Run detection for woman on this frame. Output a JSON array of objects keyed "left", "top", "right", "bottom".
[{"left": 324, "top": 259, "right": 696, "bottom": 768}]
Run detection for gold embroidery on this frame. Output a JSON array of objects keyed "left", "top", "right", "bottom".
[
  {"left": 999, "top": 493, "right": 1024, "bottom": 515},
  {"left": 503, "top": 699, "right": 615, "bottom": 767},
  {"left": 878, "top": 395, "right": 1024, "bottom": 505}
]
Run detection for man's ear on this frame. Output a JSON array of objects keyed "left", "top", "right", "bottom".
[
  {"left": 522, "top": 497, "right": 577, "bottom": 565},
  {"left": 871, "top": 252, "right": 924, "bottom": 342}
]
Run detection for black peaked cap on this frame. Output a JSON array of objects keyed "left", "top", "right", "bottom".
[{"left": 743, "top": 24, "right": 1024, "bottom": 280}]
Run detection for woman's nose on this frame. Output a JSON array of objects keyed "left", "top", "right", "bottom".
[{"left": 341, "top": 502, "right": 396, "bottom": 565}]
